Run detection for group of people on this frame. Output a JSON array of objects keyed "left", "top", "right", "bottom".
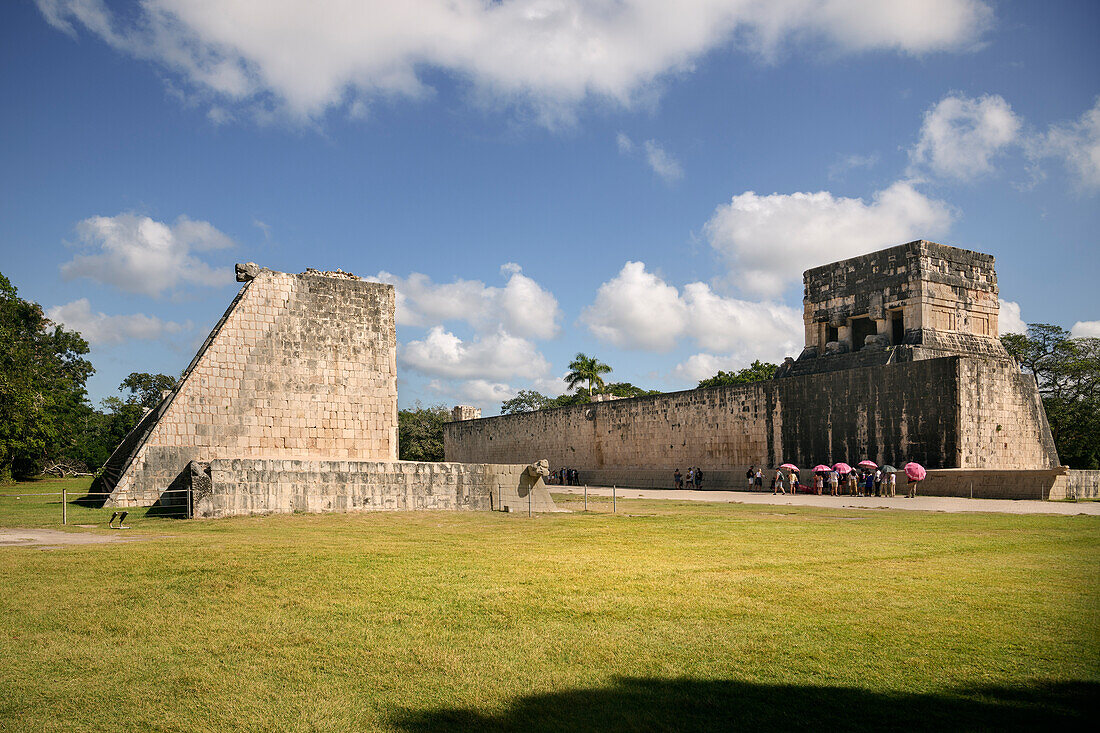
[
  {"left": 673, "top": 467, "right": 704, "bottom": 489},
  {"left": 754, "top": 465, "right": 919, "bottom": 498},
  {"left": 551, "top": 467, "right": 581, "bottom": 486}
]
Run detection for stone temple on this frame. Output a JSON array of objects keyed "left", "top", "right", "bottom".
[
  {"left": 96, "top": 263, "right": 555, "bottom": 517},
  {"left": 445, "top": 241, "right": 1080, "bottom": 499}
]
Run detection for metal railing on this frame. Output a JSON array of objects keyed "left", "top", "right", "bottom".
[{"left": 0, "top": 486, "right": 193, "bottom": 525}]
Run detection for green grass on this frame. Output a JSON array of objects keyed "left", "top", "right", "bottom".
[{"left": 1, "top": 478, "right": 1098, "bottom": 731}]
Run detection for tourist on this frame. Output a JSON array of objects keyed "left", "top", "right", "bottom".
[
  {"left": 874, "top": 468, "right": 883, "bottom": 496},
  {"left": 864, "top": 471, "right": 875, "bottom": 496},
  {"left": 686, "top": 467, "right": 695, "bottom": 488},
  {"left": 888, "top": 471, "right": 897, "bottom": 497},
  {"left": 813, "top": 472, "right": 823, "bottom": 495},
  {"left": 828, "top": 470, "right": 839, "bottom": 496},
  {"left": 695, "top": 467, "right": 704, "bottom": 489},
  {"left": 907, "top": 475, "right": 919, "bottom": 498},
  {"left": 791, "top": 473, "right": 801, "bottom": 494},
  {"left": 755, "top": 467, "right": 763, "bottom": 490},
  {"left": 847, "top": 470, "right": 858, "bottom": 496},
  {"left": 674, "top": 468, "right": 683, "bottom": 489},
  {"left": 773, "top": 471, "right": 785, "bottom": 494},
  {"left": 747, "top": 466, "right": 755, "bottom": 490}
]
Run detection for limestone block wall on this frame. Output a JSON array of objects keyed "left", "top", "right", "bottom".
[
  {"left": 446, "top": 356, "right": 1059, "bottom": 477},
  {"left": 104, "top": 269, "right": 398, "bottom": 505},
  {"left": 193, "top": 459, "right": 557, "bottom": 518},
  {"left": 956, "top": 358, "right": 1060, "bottom": 469}
]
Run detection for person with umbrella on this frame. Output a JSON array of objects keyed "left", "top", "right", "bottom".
[
  {"left": 905, "top": 462, "right": 926, "bottom": 498},
  {"left": 857, "top": 460, "right": 877, "bottom": 496},
  {"left": 833, "top": 462, "right": 853, "bottom": 496},
  {"left": 779, "top": 464, "right": 798, "bottom": 494},
  {"left": 881, "top": 465, "right": 899, "bottom": 497}
]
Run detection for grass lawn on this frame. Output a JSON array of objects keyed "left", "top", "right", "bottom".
[{"left": 1, "top": 477, "right": 1098, "bottom": 731}]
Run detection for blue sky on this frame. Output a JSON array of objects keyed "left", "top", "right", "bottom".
[{"left": 2, "top": 0, "right": 1097, "bottom": 414}]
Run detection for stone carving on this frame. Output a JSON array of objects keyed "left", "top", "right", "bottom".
[
  {"left": 524, "top": 459, "right": 550, "bottom": 479},
  {"left": 235, "top": 262, "right": 260, "bottom": 281},
  {"left": 824, "top": 340, "right": 849, "bottom": 355}
]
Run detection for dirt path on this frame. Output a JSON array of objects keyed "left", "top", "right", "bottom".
[
  {"left": 552, "top": 487, "right": 1100, "bottom": 516},
  {"left": 0, "top": 528, "right": 152, "bottom": 549}
]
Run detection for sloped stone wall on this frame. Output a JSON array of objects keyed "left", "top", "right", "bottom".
[{"left": 107, "top": 269, "right": 398, "bottom": 506}]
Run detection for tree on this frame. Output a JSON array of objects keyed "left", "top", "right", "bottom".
[
  {"left": 0, "top": 272, "right": 94, "bottom": 481},
  {"left": 1002, "top": 324, "right": 1100, "bottom": 469},
  {"left": 398, "top": 402, "right": 450, "bottom": 461},
  {"left": 119, "top": 372, "right": 178, "bottom": 409},
  {"left": 500, "top": 389, "right": 553, "bottom": 415},
  {"left": 603, "top": 382, "right": 663, "bottom": 399},
  {"left": 565, "top": 353, "right": 612, "bottom": 395},
  {"left": 696, "top": 361, "right": 778, "bottom": 389}
]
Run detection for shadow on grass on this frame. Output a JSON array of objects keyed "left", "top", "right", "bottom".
[{"left": 391, "top": 677, "right": 1095, "bottom": 732}]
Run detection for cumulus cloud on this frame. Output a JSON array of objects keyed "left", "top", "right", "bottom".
[
  {"left": 581, "top": 261, "right": 801, "bottom": 367},
  {"left": 703, "top": 181, "right": 954, "bottom": 296},
  {"left": 909, "top": 93, "right": 1021, "bottom": 181},
  {"left": 998, "top": 299, "right": 1027, "bottom": 336},
  {"left": 1033, "top": 97, "right": 1100, "bottom": 191},
  {"left": 616, "top": 132, "right": 634, "bottom": 154},
  {"left": 38, "top": 0, "right": 992, "bottom": 124},
  {"left": 581, "top": 261, "right": 688, "bottom": 351},
  {"left": 368, "top": 263, "right": 560, "bottom": 339},
  {"left": 400, "top": 326, "right": 549, "bottom": 381},
  {"left": 46, "top": 299, "right": 191, "bottom": 346},
  {"left": 429, "top": 378, "right": 516, "bottom": 405},
  {"left": 1071, "top": 320, "right": 1100, "bottom": 339},
  {"left": 60, "top": 213, "right": 236, "bottom": 298},
  {"left": 643, "top": 140, "right": 683, "bottom": 182}
]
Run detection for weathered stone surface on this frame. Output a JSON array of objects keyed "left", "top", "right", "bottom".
[
  {"left": 100, "top": 267, "right": 399, "bottom": 506},
  {"left": 193, "top": 458, "right": 558, "bottom": 518},
  {"left": 235, "top": 262, "right": 260, "bottom": 281}
]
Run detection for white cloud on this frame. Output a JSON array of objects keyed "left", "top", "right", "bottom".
[
  {"left": 38, "top": 0, "right": 992, "bottom": 124},
  {"left": 670, "top": 353, "right": 747, "bottom": 384},
  {"left": 368, "top": 263, "right": 559, "bottom": 339},
  {"left": 1071, "top": 320, "right": 1100, "bottom": 339},
  {"left": 681, "top": 283, "right": 802, "bottom": 358},
  {"left": 828, "top": 152, "right": 879, "bottom": 179},
  {"left": 909, "top": 93, "right": 1021, "bottom": 181},
  {"left": 46, "top": 299, "right": 191, "bottom": 347},
  {"left": 400, "top": 326, "right": 549, "bottom": 381},
  {"left": 581, "top": 261, "right": 688, "bottom": 351},
  {"left": 1033, "top": 97, "right": 1100, "bottom": 191},
  {"left": 429, "top": 378, "right": 516, "bottom": 405},
  {"left": 581, "top": 262, "right": 801, "bottom": 366},
  {"left": 703, "top": 181, "right": 954, "bottom": 296},
  {"left": 60, "top": 213, "right": 236, "bottom": 298},
  {"left": 616, "top": 132, "right": 634, "bottom": 154},
  {"left": 998, "top": 299, "right": 1027, "bottom": 336},
  {"left": 642, "top": 140, "right": 683, "bottom": 182}
]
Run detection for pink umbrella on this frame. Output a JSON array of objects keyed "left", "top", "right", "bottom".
[
  {"left": 832, "top": 462, "right": 852, "bottom": 474},
  {"left": 857, "top": 460, "right": 878, "bottom": 469},
  {"left": 904, "top": 462, "right": 927, "bottom": 481},
  {"left": 812, "top": 464, "right": 831, "bottom": 473},
  {"left": 779, "top": 463, "right": 799, "bottom": 472}
]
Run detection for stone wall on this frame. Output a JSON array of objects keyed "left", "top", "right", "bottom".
[
  {"left": 102, "top": 268, "right": 399, "bottom": 506},
  {"left": 192, "top": 459, "right": 557, "bottom": 518},
  {"left": 1052, "top": 470, "right": 1100, "bottom": 500},
  {"left": 445, "top": 355, "right": 1060, "bottom": 477}
]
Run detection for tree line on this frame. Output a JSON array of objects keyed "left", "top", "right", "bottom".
[{"left": 3, "top": 268, "right": 1097, "bottom": 479}]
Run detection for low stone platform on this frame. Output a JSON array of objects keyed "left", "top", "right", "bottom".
[{"left": 186, "top": 458, "right": 557, "bottom": 518}]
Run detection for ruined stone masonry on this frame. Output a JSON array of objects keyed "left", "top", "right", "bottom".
[
  {"left": 445, "top": 241, "right": 1076, "bottom": 498},
  {"left": 96, "top": 263, "right": 555, "bottom": 516}
]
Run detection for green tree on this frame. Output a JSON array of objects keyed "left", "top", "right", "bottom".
[
  {"left": 119, "top": 372, "right": 178, "bottom": 409},
  {"left": 500, "top": 389, "right": 553, "bottom": 414},
  {"left": 696, "top": 360, "right": 778, "bottom": 389},
  {"left": 0, "top": 272, "right": 94, "bottom": 481},
  {"left": 398, "top": 402, "right": 450, "bottom": 461},
  {"left": 1002, "top": 324, "right": 1100, "bottom": 468},
  {"left": 603, "top": 382, "right": 663, "bottom": 398},
  {"left": 565, "top": 353, "right": 612, "bottom": 395}
]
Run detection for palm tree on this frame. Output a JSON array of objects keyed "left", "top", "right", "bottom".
[{"left": 565, "top": 353, "right": 612, "bottom": 395}]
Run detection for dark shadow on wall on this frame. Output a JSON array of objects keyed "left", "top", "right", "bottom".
[{"left": 390, "top": 677, "right": 1096, "bottom": 732}]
